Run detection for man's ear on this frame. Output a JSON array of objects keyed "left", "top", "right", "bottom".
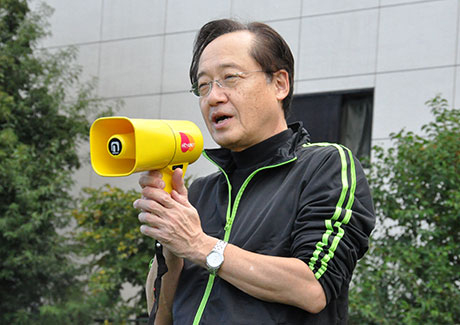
[{"left": 272, "top": 69, "right": 290, "bottom": 101}]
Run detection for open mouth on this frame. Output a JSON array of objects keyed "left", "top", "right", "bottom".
[
  {"left": 215, "top": 115, "right": 231, "bottom": 124},
  {"left": 212, "top": 112, "right": 232, "bottom": 125}
]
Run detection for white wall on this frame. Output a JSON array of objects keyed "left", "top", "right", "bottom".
[{"left": 34, "top": 0, "right": 460, "bottom": 191}]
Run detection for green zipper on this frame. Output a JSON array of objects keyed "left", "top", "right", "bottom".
[{"left": 192, "top": 151, "right": 297, "bottom": 325}]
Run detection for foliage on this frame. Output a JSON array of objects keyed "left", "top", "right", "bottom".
[
  {"left": 72, "top": 175, "right": 193, "bottom": 322},
  {"left": 349, "top": 96, "right": 460, "bottom": 324},
  {"left": 73, "top": 185, "right": 155, "bottom": 322},
  {"left": 0, "top": 0, "right": 112, "bottom": 323}
]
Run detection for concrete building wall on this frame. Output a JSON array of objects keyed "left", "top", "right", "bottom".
[{"left": 33, "top": 0, "right": 460, "bottom": 192}]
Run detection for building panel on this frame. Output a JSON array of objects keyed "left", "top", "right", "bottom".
[
  {"left": 101, "top": 0, "right": 166, "bottom": 40},
  {"left": 165, "top": 0, "right": 231, "bottom": 33},
  {"left": 302, "top": 0, "right": 379, "bottom": 16},
  {"left": 231, "top": 0, "right": 302, "bottom": 21},
  {"left": 162, "top": 32, "right": 196, "bottom": 93},
  {"left": 373, "top": 67, "right": 455, "bottom": 139},
  {"left": 40, "top": 0, "right": 102, "bottom": 47},
  {"left": 295, "top": 75, "right": 375, "bottom": 95},
  {"left": 377, "top": 0, "right": 457, "bottom": 72},
  {"left": 98, "top": 37, "right": 164, "bottom": 98},
  {"left": 298, "top": 9, "right": 378, "bottom": 80}
]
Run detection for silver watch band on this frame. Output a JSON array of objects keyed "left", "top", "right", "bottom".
[{"left": 213, "top": 240, "right": 228, "bottom": 254}]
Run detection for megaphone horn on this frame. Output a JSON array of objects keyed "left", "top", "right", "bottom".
[{"left": 90, "top": 117, "right": 203, "bottom": 193}]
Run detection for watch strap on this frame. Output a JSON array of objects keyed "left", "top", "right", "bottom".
[{"left": 213, "top": 239, "right": 228, "bottom": 255}]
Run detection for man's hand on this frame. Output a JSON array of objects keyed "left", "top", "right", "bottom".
[
  {"left": 136, "top": 169, "right": 187, "bottom": 320},
  {"left": 134, "top": 169, "right": 213, "bottom": 262}
]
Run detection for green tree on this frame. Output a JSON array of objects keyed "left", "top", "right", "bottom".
[
  {"left": 0, "top": 1, "right": 112, "bottom": 323},
  {"left": 73, "top": 185, "right": 155, "bottom": 322},
  {"left": 349, "top": 96, "right": 460, "bottom": 324}
]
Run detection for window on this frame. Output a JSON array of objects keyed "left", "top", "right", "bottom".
[{"left": 287, "top": 89, "right": 373, "bottom": 159}]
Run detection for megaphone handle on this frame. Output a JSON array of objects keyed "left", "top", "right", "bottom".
[{"left": 160, "top": 163, "right": 189, "bottom": 194}]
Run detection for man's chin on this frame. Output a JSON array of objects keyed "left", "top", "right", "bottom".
[
  {"left": 217, "top": 140, "right": 248, "bottom": 152},
  {"left": 213, "top": 136, "right": 238, "bottom": 150}
]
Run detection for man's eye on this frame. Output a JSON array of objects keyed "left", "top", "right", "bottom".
[
  {"left": 198, "top": 82, "right": 209, "bottom": 90},
  {"left": 223, "top": 74, "right": 240, "bottom": 86},
  {"left": 197, "top": 83, "right": 210, "bottom": 95},
  {"left": 224, "top": 74, "right": 239, "bottom": 80}
]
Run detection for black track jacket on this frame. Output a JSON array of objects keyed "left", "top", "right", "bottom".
[{"left": 172, "top": 123, "right": 375, "bottom": 324}]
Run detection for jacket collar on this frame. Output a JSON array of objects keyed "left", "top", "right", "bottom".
[{"left": 203, "top": 122, "right": 310, "bottom": 172}]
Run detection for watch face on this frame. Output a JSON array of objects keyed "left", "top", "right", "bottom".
[{"left": 207, "top": 251, "right": 224, "bottom": 268}]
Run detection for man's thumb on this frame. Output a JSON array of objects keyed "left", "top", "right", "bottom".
[{"left": 171, "top": 168, "right": 187, "bottom": 196}]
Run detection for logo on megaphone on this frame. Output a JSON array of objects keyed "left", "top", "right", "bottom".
[
  {"left": 109, "top": 138, "right": 122, "bottom": 156},
  {"left": 180, "top": 132, "right": 196, "bottom": 153}
]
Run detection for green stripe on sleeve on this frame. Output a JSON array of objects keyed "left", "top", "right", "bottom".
[{"left": 303, "top": 143, "right": 357, "bottom": 279}]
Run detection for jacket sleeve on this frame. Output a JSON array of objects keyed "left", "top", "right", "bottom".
[{"left": 290, "top": 144, "right": 375, "bottom": 304}]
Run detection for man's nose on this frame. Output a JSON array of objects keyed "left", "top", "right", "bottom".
[{"left": 206, "top": 81, "right": 228, "bottom": 106}]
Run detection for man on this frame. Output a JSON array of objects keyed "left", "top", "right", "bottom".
[{"left": 134, "top": 19, "right": 375, "bottom": 324}]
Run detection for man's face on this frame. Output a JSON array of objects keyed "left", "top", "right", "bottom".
[{"left": 196, "top": 31, "right": 288, "bottom": 152}]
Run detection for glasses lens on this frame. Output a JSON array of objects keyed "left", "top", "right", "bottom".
[
  {"left": 198, "top": 83, "right": 211, "bottom": 97},
  {"left": 221, "top": 76, "right": 239, "bottom": 89}
]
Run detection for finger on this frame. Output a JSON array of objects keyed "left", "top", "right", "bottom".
[
  {"left": 140, "top": 224, "right": 162, "bottom": 240},
  {"left": 172, "top": 168, "right": 188, "bottom": 196},
  {"left": 140, "top": 185, "right": 164, "bottom": 200},
  {"left": 138, "top": 211, "right": 167, "bottom": 227},
  {"left": 139, "top": 170, "right": 165, "bottom": 189},
  {"left": 140, "top": 187, "right": 175, "bottom": 210},
  {"left": 134, "top": 198, "right": 169, "bottom": 214},
  {"left": 171, "top": 188, "right": 192, "bottom": 207}
]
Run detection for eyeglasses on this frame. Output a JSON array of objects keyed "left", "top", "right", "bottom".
[{"left": 190, "top": 70, "right": 268, "bottom": 98}]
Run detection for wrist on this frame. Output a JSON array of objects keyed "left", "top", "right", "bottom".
[
  {"left": 206, "top": 239, "right": 228, "bottom": 275},
  {"left": 163, "top": 247, "right": 183, "bottom": 271},
  {"left": 189, "top": 234, "right": 218, "bottom": 268}
]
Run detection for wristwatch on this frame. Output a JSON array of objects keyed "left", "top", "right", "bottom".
[{"left": 206, "top": 240, "right": 228, "bottom": 275}]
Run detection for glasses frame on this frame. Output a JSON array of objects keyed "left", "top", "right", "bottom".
[{"left": 190, "top": 70, "right": 269, "bottom": 98}]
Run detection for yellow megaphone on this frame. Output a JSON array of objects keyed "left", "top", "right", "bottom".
[{"left": 90, "top": 117, "right": 203, "bottom": 193}]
